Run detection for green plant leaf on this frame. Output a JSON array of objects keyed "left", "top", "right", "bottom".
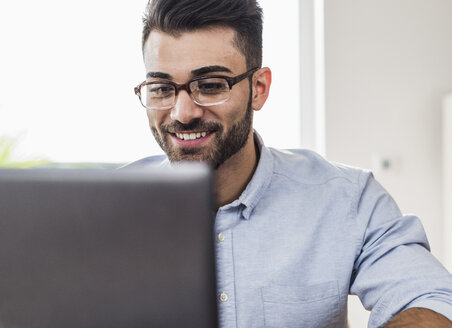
[
  {"left": 0, "top": 138, "right": 15, "bottom": 163},
  {"left": 0, "top": 136, "right": 50, "bottom": 168}
]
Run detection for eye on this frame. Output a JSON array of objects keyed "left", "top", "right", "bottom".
[
  {"left": 196, "top": 78, "right": 229, "bottom": 94},
  {"left": 148, "top": 84, "right": 175, "bottom": 98}
]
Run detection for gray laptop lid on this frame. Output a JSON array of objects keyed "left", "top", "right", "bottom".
[{"left": 0, "top": 165, "right": 217, "bottom": 328}]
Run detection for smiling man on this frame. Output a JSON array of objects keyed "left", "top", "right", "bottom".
[
  {"left": 134, "top": 7, "right": 271, "bottom": 207},
  {"left": 128, "top": 0, "right": 452, "bottom": 327}
]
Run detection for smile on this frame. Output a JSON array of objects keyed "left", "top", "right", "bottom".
[{"left": 175, "top": 132, "right": 208, "bottom": 141}]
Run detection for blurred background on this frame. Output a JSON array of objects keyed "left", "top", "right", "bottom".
[{"left": 1, "top": 0, "right": 451, "bottom": 326}]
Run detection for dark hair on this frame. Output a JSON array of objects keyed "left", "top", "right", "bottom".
[{"left": 142, "top": 0, "right": 263, "bottom": 69}]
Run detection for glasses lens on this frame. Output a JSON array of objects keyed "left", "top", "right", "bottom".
[
  {"left": 140, "top": 83, "right": 175, "bottom": 110},
  {"left": 190, "top": 78, "right": 230, "bottom": 106}
]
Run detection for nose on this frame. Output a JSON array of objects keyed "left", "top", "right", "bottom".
[{"left": 170, "top": 90, "right": 204, "bottom": 124}]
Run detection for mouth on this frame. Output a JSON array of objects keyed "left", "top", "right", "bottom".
[
  {"left": 174, "top": 131, "right": 208, "bottom": 141},
  {"left": 163, "top": 121, "right": 221, "bottom": 148},
  {"left": 169, "top": 130, "right": 215, "bottom": 147}
]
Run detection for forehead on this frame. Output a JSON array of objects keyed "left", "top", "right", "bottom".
[{"left": 143, "top": 27, "right": 247, "bottom": 78}]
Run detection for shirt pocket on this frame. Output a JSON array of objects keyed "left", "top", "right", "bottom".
[{"left": 261, "top": 281, "right": 341, "bottom": 328}]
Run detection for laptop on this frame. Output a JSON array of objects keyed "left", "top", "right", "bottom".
[{"left": 0, "top": 165, "right": 217, "bottom": 328}]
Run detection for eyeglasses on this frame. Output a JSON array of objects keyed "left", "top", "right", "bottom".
[{"left": 134, "top": 67, "right": 259, "bottom": 110}]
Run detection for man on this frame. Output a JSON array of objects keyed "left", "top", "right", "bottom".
[{"left": 129, "top": 0, "right": 452, "bottom": 327}]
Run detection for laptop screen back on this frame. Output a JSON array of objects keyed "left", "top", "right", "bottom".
[{"left": 0, "top": 165, "right": 217, "bottom": 328}]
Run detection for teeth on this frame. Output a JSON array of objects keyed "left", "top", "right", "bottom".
[{"left": 175, "top": 132, "right": 208, "bottom": 140}]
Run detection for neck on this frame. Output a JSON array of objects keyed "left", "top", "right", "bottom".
[{"left": 214, "top": 132, "right": 259, "bottom": 208}]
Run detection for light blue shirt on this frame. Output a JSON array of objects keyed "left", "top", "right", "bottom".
[{"left": 129, "top": 133, "right": 452, "bottom": 327}]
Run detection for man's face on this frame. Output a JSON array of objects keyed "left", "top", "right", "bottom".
[{"left": 143, "top": 27, "right": 254, "bottom": 169}]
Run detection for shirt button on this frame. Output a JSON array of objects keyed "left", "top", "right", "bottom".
[
  {"left": 218, "top": 232, "right": 225, "bottom": 242},
  {"left": 219, "top": 292, "right": 228, "bottom": 302}
]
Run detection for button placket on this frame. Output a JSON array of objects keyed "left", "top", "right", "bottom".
[{"left": 215, "top": 210, "right": 241, "bottom": 327}]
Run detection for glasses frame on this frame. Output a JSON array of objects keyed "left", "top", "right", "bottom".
[{"left": 134, "top": 67, "right": 259, "bottom": 110}]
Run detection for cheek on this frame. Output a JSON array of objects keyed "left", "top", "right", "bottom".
[
  {"left": 146, "top": 111, "right": 163, "bottom": 129},
  {"left": 223, "top": 107, "right": 242, "bottom": 125},
  {"left": 224, "top": 87, "right": 250, "bottom": 122}
]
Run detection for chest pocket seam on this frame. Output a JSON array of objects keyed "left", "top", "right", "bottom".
[
  {"left": 261, "top": 280, "right": 339, "bottom": 303},
  {"left": 261, "top": 281, "right": 341, "bottom": 328}
]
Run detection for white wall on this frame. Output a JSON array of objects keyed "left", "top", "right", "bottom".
[
  {"left": 325, "top": 0, "right": 452, "bottom": 261},
  {"left": 324, "top": 0, "right": 452, "bottom": 325},
  {"left": 0, "top": 1, "right": 150, "bottom": 163},
  {"left": 444, "top": 94, "right": 452, "bottom": 273},
  {"left": 255, "top": 0, "right": 301, "bottom": 150}
]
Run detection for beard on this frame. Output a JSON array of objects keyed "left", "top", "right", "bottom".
[{"left": 151, "top": 94, "right": 253, "bottom": 170}]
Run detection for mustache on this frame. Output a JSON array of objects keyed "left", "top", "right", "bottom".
[{"left": 162, "top": 119, "right": 222, "bottom": 133}]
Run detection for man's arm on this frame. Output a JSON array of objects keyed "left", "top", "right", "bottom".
[
  {"left": 348, "top": 173, "right": 452, "bottom": 327},
  {"left": 384, "top": 308, "right": 452, "bottom": 327}
]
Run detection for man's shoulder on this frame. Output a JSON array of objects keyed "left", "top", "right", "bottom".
[
  {"left": 120, "top": 155, "right": 168, "bottom": 169},
  {"left": 267, "top": 147, "right": 369, "bottom": 186}
]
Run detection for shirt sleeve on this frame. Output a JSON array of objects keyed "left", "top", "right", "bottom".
[{"left": 349, "top": 171, "right": 452, "bottom": 328}]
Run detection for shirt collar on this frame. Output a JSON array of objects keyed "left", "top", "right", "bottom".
[{"left": 219, "top": 131, "right": 274, "bottom": 220}]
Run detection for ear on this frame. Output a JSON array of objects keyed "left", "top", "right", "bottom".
[{"left": 251, "top": 67, "right": 272, "bottom": 111}]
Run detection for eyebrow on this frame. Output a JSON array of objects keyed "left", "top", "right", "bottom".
[
  {"left": 146, "top": 72, "right": 173, "bottom": 80},
  {"left": 145, "top": 65, "right": 233, "bottom": 81},
  {"left": 191, "top": 65, "right": 233, "bottom": 77}
]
